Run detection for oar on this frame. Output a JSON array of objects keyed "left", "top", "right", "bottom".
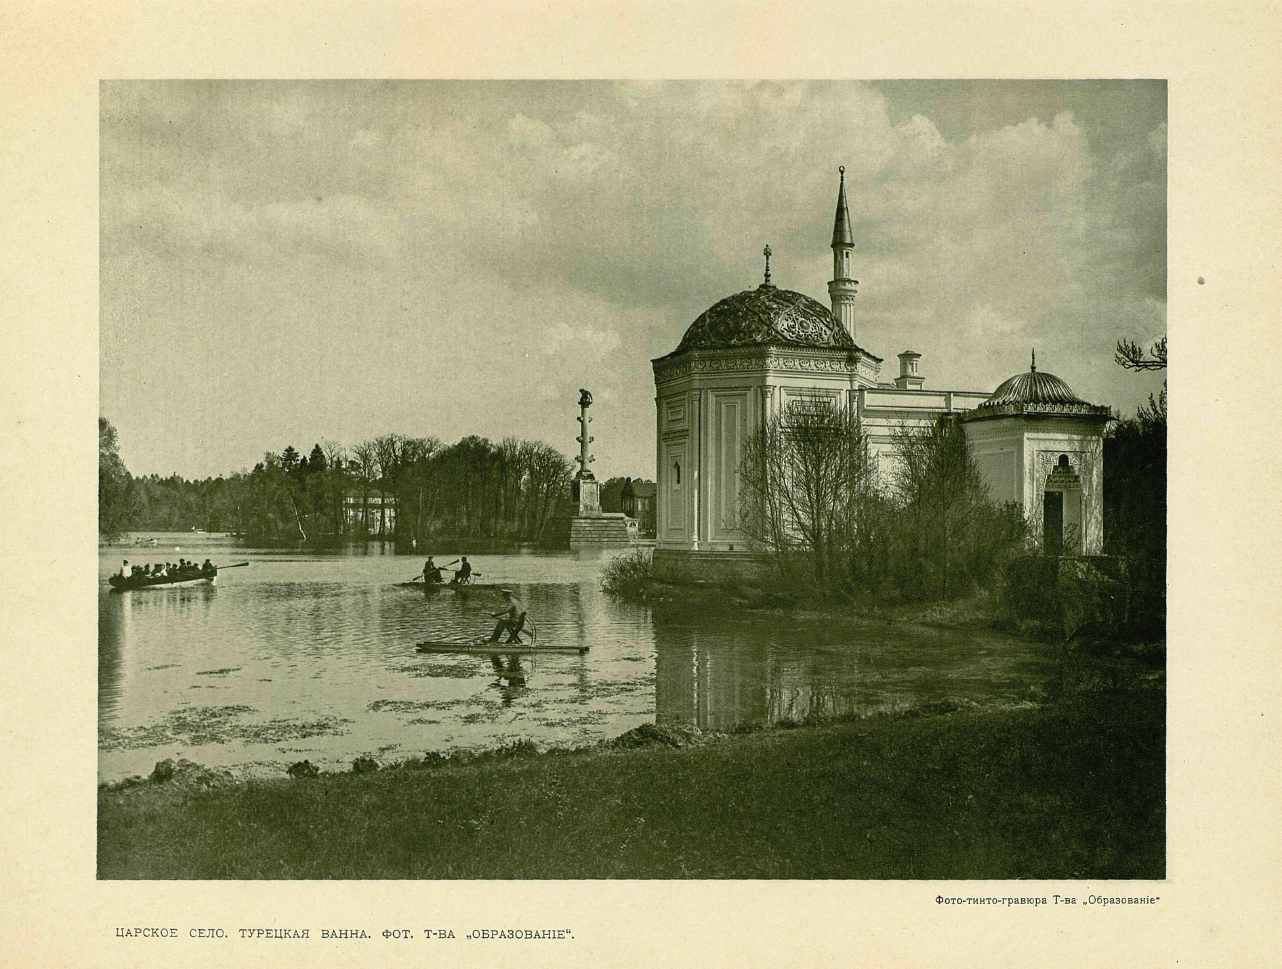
[{"left": 215, "top": 562, "right": 250, "bottom": 569}]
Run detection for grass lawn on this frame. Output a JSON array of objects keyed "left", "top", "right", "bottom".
[{"left": 98, "top": 681, "right": 1164, "bottom": 880}]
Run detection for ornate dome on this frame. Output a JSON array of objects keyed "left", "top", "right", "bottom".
[
  {"left": 984, "top": 369, "right": 1088, "bottom": 407},
  {"left": 675, "top": 284, "right": 857, "bottom": 353},
  {"left": 968, "top": 355, "right": 1111, "bottom": 420}
]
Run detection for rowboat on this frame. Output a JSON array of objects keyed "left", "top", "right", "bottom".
[
  {"left": 415, "top": 642, "right": 589, "bottom": 656},
  {"left": 107, "top": 561, "right": 249, "bottom": 593}
]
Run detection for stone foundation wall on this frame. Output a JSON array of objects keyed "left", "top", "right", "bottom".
[{"left": 652, "top": 548, "right": 771, "bottom": 585}]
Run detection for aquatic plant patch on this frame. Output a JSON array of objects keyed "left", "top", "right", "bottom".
[{"left": 99, "top": 706, "right": 350, "bottom": 751}]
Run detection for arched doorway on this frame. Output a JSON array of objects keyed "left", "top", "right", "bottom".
[{"left": 1043, "top": 454, "right": 1083, "bottom": 555}]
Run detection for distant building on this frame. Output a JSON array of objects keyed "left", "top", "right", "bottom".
[
  {"left": 651, "top": 169, "right": 1109, "bottom": 581},
  {"left": 343, "top": 491, "right": 396, "bottom": 538},
  {"left": 620, "top": 478, "right": 657, "bottom": 537}
]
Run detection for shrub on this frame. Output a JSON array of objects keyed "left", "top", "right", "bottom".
[
  {"left": 600, "top": 547, "right": 653, "bottom": 600},
  {"left": 997, "top": 553, "right": 1063, "bottom": 640},
  {"left": 286, "top": 760, "right": 320, "bottom": 779}
]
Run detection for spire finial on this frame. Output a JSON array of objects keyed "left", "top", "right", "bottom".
[
  {"left": 762, "top": 244, "right": 772, "bottom": 287},
  {"left": 832, "top": 167, "right": 854, "bottom": 248},
  {"left": 1031, "top": 348, "right": 1037, "bottom": 372}
]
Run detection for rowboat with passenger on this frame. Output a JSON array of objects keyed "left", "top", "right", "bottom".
[{"left": 107, "top": 561, "right": 249, "bottom": 592}]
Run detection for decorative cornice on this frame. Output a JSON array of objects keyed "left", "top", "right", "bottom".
[
  {"left": 960, "top": 401, "right": 1112, "bottom": 423},
  {"left": 653, "top": 345, "right": 882, "bottom": 384}
]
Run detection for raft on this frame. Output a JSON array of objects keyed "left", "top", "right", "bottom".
[
  {"left": 395, "top": 580, "right": 496, "bottom": 590},
  {"left": 415, "top": 642, "right": 589, "bottom": 656}
]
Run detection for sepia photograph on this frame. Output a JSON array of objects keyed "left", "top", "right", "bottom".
[
  {"left": 97, "top": 79, "right": 1168, "bottom": 880},
  {"left": 4, "top": 1, "right": 1282, "bottom": 965}
]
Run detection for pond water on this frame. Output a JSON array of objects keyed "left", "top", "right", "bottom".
[{"left": 98, "top": 534, "right": 1051, "bottom": 782}]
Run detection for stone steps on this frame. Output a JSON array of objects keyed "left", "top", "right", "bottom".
[{"left": 569, "top": 515, "right": 633, "bottom": 548}]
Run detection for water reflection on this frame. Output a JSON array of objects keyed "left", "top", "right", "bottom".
[
  {"left": 98, "top": 538, "right": 1050, "bottom": 780},
  {"left": 655, "top": 624, "right": 866, "bottom": 731},
  {"left": 98, "top": 593, "right": 124, "bottom": 724},
  {"left": 652, "top": 608, "right": 1042, "bottom": 731}
]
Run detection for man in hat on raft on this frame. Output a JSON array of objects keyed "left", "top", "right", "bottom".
[{"left": 488, "top": 589, "right": 528, "bottom": 644}]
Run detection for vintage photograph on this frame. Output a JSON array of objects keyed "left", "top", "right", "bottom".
[{"left": 97, "top": 80, "right": 1167, "bottom": 879}]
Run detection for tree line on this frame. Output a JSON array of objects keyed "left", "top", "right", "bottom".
[{"left": 98, "top": 426, "right": 573, "bottom": 546}]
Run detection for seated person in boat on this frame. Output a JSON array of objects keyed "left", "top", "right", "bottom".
[
  {"left": 452, "top": 556, "right": 473, "bottom": 584},
  {"left": 488, "top": 589, "right": 528, "bottom": 644},
  {"left": 202, "top": 559, "right": 214, "bottom": 573},
  {"left": 422, "top": 556, "right": 443, "bottom": 584}
]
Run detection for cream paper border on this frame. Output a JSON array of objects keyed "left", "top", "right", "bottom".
[{"left": 2, "top": 3, "right": 1279, "bottom": 967}]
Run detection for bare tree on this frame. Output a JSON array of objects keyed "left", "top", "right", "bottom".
[
  {"left": 526, "top": 442, "right": 572, "bottom": 540},
  {"left": 350, "top": 441, "right": 379, "bottom": 537},
  {"left": 739, "top": 396, "right": 875, "bottom": 585},
  {"left": 319, "top": 439, "right": 348, "bottom": 536},
  {"left": 889, "top": 417, "right": 996, "bottom": 597},
  {"left": 400, "top": 435, "right": 441, "bottom": 543},
  {"left": 1114, "top": 335, "right": 1167, "bottom": 371}
]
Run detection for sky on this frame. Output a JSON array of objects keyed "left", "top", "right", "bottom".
[{"left": 100, "top": 80, "right": 1167, "bottom": 480}]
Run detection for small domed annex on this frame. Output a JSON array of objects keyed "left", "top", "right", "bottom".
[
  {"left": 967, "top": 352, "right": 1111, "bottom": 420},
  {"left": 674, "top": 284, "right": 858, "bottom": 353}
]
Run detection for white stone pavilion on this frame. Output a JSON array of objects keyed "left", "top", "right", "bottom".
[{"left": 651, "top": 169, "right": 1111, "bottom": 581}]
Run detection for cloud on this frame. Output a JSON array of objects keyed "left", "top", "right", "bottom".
[
  {"left": 100, "top": 81, "right": 1166, "bottom": 478},
  {"left": 540, "top": 320, "right": 623, "bottom": 358}
]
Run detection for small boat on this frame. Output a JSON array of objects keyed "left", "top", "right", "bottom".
[
  {"left": 415, "top": 641, "right": 589, "bottom": 656},
  {"left": 108, "top": 561, "right": 249, "bottom": 593}
]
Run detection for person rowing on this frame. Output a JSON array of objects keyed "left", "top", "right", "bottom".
[
  {"left": 488, "top": 589, "right": 528, "bottom": 644},
  {"left": 421, "top": 556, "right": 444, "bottom": 585},
  {"left": 451, "top": 556, "right": 473, "bottom": 585}
]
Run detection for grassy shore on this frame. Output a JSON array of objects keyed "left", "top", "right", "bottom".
[{"left": 98, "top": 673, "right": 1164, "bottom": 880}]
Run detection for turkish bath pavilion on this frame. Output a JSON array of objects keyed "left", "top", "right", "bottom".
[{"left": 651, "top": 169, "right": 1112, "bottom": 582}]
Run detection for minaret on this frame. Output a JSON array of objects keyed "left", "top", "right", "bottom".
[{"left": 827, "top": 166, "right": 858, "bottom": 340}]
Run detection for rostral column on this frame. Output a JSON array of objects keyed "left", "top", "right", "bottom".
[{"left": 574, "top": 389, "right": 600, "bottom": 516}]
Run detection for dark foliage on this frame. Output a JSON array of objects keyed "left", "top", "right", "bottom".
[
  {"left": 114, "top": 431, "right": 573, "bottom": 546},
  {"left": 98, "top": 418, "right": 137, "bottom": 541}
]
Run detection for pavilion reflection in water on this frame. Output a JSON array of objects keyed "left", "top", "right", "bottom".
[{"left": 654, "top": 629, "right": 867, "bottom": 732}]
